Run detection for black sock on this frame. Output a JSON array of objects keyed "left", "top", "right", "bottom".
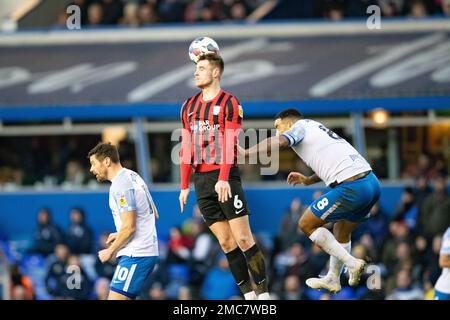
[
  {"left": 225, "top": 247, "right": 253, "bottom": 294},
  {"left": 244, "top": 244, "right": 268, "bottom": 295}
]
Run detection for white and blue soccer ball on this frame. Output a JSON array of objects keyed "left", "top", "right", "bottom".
[{"left": 188, "top": 36, "right": 220, "bottom": 64}]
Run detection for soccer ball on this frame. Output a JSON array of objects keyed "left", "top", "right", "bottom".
[{"left": 188, "top": 37, "right": 220, "bottom": 64}]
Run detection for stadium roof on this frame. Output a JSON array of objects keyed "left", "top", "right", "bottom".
[{"left": 1, "top": 20, "right": 449, "bottom": 121}]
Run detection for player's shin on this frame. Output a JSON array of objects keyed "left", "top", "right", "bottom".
[
  {"left": 309, "top": 227, "right": 357, "bottom": 268},
  {"left": 327, "top": 241, "right": 351, "bottom": 278},
  {"left": 243, "top": 244, "right": 269, "bottom": 296},
  {"left": 225, "top": 247, "right": 255, "bottom": 298}
]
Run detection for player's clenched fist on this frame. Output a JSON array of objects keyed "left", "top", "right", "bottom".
[
  {"left": 287, "top": 172, "right": 311, "bottom": 186},
  {"left": 98, "top": 248, "right": 114, "bottom": 263}
]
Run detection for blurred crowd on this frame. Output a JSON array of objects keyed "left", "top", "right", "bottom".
[
  {"left": 56, "top": 0, "right": 266, "bottom": 27},
  {"left": 0, "top": 134, "right": 448, "bottom": 189},
  {"left": 0, "top": 135, "right": 172, "bottom": 189},
  {"left": 54, "top": 0, "right": 450, "bottom": 28},
  {"left": 0, "top": 169, "right": 449, "bottom": 300}
]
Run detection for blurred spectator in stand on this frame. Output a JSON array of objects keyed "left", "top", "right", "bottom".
[
  {"left": 188, "top": 217, "right": 215, "bottom": 287},
  {"left": 413, "top": 176, "right": 432, "bottom": 218},
  {"left": 412, "top": 233, "right": 430, "bottom": 281},
  {"left": 382, "top": 221, "right": 412, "bottom": 272},
  {"left": 45, "top": 244, "right": 70, "bottom": 298},
  {"left": 393, "top": 187, "right": 418, "bottom": 229},
  {"left": 120, "top": 2, "right": 140, "bottom": 27},
  {"left": 394, "top": 187, "right": 415, "bottom": 221},
  {"left": 277, "top": 198, "right": 307, "bottom": 251},
  {"left": 324, "top": 3, "right": 345, "bottom": 21},
  {"left": 61, "top": 255, "right": 93, "bottom": 300},
  {"left": 148, "top": 282, "right": 167, "bottom": 300},
  {"left": 402, "top": 153, "right": 432, "bottom": 179},
  {"left": 87, "top": 3, "right": 104, "bottom": 26},
  {"left": 378, "top": 0, "right": 403, "bottom": 17},
  {"left": 92, "top": 277, "right": 110, "bottom": 300},
  {"left": 183, "top": 0, "right": 198, "bottom": 22},
  {"left": 356, "top": 202, "right": 389, "bottom": 248},
  {"left": 61, "top": 160, "right": 87, "bottom": 189},
  {"left": 419, "top": 176, "right": 450, "bottom": 237},
  {"left": 10, "top": 285, "right": 27, "bottom": 300},
  {"left": 229, "top": 1, "right": 247, "bottom": 21},
  {"left": 100, "top": 0, "right": 124, "bottom": 25},
  {"left": 429, "top": 156, "right": 448, "bottom": 179},
  {"left": 306, "top": 244, "right": 329, "bottom": 279},
  {"left": 9, "top": 264, "right": 34, "bottom": 300},
  {"left": 417, "top": 153, "right": 432, "bottom": 178},
  {"left": 178, "top": 285, "right": 193, "bottom": 300},
  {"left": 358, "top": 233, "right": 378, "bottom": 262},
  {"left": 54, "top": 9, "right": 69, "bottom": 30},
  {"left": 138, "top": 3, "right": 160, "bottom": 25},
  {"left": 201, "top": 254, "right": 240, "bottom": 300},
  {"left": 30, "top": 208, "right": 64, "bottom": 257},
  {"left": 274, "top": 243, "right": 316, "bottom": 289},
  {"left": 384, "top": 240, "right": 416, "bottom": 293},
  {"left": 442, "top": 0, "right": 450, "bottom": 15},
  {"left": 65, "top": 208, "right": 94, "bottom": 255},
  {"left": 408, "top": 0, "right": 429, "bottom": 17},
  {"left": 386, "top": 268, "right": 424, "bottom": 300},
  {"left": 166, "top": 226, "right": 194, "bottom": 264},
  {"left": 199, "top": 6, "right": 214, "bottom": 22},
  {"left": 0, "top": 167, "right": 24, "bottom": 190},
  {"left": 278, "top": 275, "right": 308, "bottom": 300},
  {"left": 158, "top": 0, "right": 186, "bottom": 22}
]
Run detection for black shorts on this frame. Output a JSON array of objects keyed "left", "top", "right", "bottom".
[{"left": 194, "top": 167, "right": 250, "bottom": 226}]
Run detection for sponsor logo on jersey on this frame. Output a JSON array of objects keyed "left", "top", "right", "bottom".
[
  {"left": 118, "top": 194, "right": 127, "bottom": 207},
  {"left": 238, "top": 105, "right": 244, "bottom": 118}
]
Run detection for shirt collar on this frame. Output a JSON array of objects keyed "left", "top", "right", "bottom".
[{"left": 111, "top": 167, "right": 126, "bottom": 184}]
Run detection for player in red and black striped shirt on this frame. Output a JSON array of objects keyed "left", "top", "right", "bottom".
[{"left": 178, "top": 53, "right": 270, "bottom": 300}]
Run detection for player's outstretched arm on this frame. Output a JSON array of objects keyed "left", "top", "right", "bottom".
[
  {"left": 240, "top": 135, "right": 289, "bottom": 157},
  {"left": 287, "top": 172, "right": 321, "bottom": 186},
  {"left": 98, "top": 211, "right": 136, "bottom": 263}
]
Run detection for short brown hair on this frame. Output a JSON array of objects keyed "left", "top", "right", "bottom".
[
  {"left": 87, "top": 142, "right": 120, "bottom": 163},
  {"left": 198, "top": 53, "right": 224, "bottom": 75}
]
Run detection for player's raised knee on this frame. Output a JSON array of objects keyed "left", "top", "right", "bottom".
[{"left": 298, "top": 216, "right": 312, "bottom": 235}]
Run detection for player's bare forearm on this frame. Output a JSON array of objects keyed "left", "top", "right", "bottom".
[
  {"left": 107, "top": 211, "right": 137, "bottom": 256},
  {"left": 439, "top": 254, "right": 450, "bottom": 268},
  {"left": 245, "top": 135, "right": 289, "bottom": 156},
  {"left": 108, "top": 225, "right": 135, "bottom": 255},
  {"left": 308, "top": 173, "right": 322, "bottom": 184}
]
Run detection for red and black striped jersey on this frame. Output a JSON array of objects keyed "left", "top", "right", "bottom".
[{"left": 180, "top": 89, "right": 243, "bottom": 189}]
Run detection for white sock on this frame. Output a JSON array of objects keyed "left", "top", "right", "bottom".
[
  {"left": 327, "top": 241, "right": 351, "bottom": 278},
  {"left": 309, "top": 228, "right": 357, "bottom": 268},
  {"left": 257, "top": 292, "right": 271, "bottom": 300},
  {"left": 244, "top": 291, "right": 257, "bottom": 300}
]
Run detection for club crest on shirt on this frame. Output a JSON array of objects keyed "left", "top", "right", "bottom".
[
  {"left": 213, "top": 105, "right": 221, "bottom": 115},
  {"left": 238, "top": 105, "right": 244, "bottom": 118}
]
